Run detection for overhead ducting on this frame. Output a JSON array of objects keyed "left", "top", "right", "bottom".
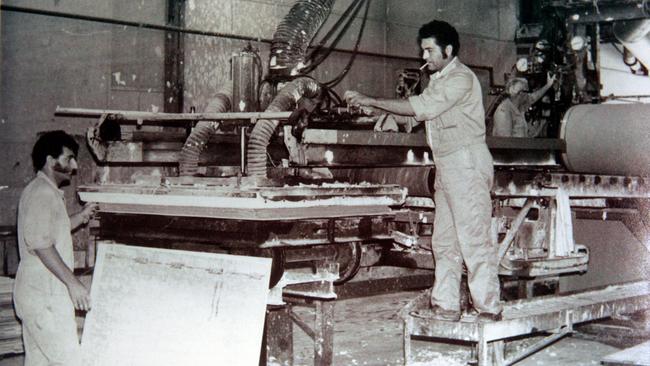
[
  {"left": 269, "top": 0, "right": 335, "bottom": 75},
  {"left": 178, "top": 85, "right": 232, "bottom": 176},
  {"left": 246, "top": 77, "right": 321, "bottom": 177}
]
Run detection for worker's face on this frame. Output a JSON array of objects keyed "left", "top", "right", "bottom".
[
  {"left": 50, "top": 146, "right": 78, "bottom": 186},
  {"left": 420, "top": 37, "right": 452, "bottom": 72}
]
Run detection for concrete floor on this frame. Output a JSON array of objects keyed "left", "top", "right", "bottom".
[{"left": 292, "top": 290, "right": 633, "bottom": 366}]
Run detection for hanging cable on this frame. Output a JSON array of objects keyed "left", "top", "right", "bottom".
[
  {"left": 304, "top": 0, "right": 363, "bottom": 67},
  {"left": 323, "top": 0, "right": 370, "bottom": 87},
  {"left": 301, "top": 0, "right": 367, "bottom": 74}
]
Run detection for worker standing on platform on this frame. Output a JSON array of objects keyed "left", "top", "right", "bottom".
[
  {"left": 13, "top": 130, "right": 96, "bottom": 365},
  {"left": 344, "top": 20, "right": 502, "bottom": 321}
]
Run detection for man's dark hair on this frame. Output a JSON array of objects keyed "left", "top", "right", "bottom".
[
  {"left": 31, "top": 130, "right": 79, "bottom": 172},
  {"left": 418, "top": 20, "right": 460, "bottom": 57}
]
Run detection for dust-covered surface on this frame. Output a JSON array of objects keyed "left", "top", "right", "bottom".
[{"left": 291, "top": 291, "right": 631, "bottom": 366}]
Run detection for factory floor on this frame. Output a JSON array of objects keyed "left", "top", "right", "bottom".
[
  {"left": 0, "top": 290, "right": 644, "bottom": 366},
  {"left": 292, "top": 290, "right": 644, "bottom": 366}
]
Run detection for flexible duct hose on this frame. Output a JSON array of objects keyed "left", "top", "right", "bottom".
[
  {"left": 179, "top": 86, "right": 232, "bottom": 176},
  {"left": 270, "top": 0, "right": 335, "bottom": 74},
  {"left": 247, "top": 77, "right": 321, "bottom": 177}
]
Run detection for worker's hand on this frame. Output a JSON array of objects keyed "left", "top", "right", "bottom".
[
  {"left": 67, "top": 279, "right": 91, "bottom": 311},
  {"left": 374, "top": 114, "right": 399, "bottom": 132},
  {"left": 344, "top": 90, "right": 374, "bottom": 108},
  {"left": 547, "top": 72, "right": 557, "bottom": 86},
  {"left": 80, "top": 203, "right": 98, "bottom": 224}
]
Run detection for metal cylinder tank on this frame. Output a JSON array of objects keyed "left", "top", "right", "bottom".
[
  {"left": 232, "top": 47, "right": 260, "bottom": 112},
  {"left": 560, "top": 104, "right": 650, "bottom": 176}
]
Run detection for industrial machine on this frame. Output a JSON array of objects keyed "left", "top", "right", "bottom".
[
  {"left": 55, "top": 0, "right": 650, "bottom": 364},
  {"left": 57, "top": 0, "right": 650, "bottom": 291}
]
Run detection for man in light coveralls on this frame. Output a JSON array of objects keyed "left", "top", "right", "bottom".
[{"left": 345, "top": 20, "right": 502, "bottom": 321}]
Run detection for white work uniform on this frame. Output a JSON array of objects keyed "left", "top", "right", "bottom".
[
  {"left": 492, "top": 95, "right": 534, "bottom": 137},
  {"left": 409, "top": 57, "right": 502, "bottom": 314},
  {"left": 14, "top": 172, "right": 81, "bottom": 366}
]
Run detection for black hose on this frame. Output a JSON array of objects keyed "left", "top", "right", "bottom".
[
  {"left": 323, "top": 0, "right": 370, "bottom": 87},
  {"left": 302, "top": 0, "right": 365, "bottom": 74}
]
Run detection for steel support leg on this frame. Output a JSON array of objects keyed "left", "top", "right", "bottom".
[
  {"left": 263, "top": 306, "right": 293, "bottom": 366},
  {"left": 403, "top": 319, "right": 412, "bottom": 366},
  {"left": 314, "top": 300, "right": 334, "bottom": 366}
]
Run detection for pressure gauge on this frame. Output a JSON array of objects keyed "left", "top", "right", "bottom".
[
  {"left": 516, "top": 57, "right": 529, "bottom": 72},
  {"left": 570, "top": 36, "right": 586, "bottom": 51}
]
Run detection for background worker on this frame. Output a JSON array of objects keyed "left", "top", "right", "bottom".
[
  {"left": 345, "top": 19, "right": 502, "bottom": 321},
  {"left": 492, "top": 73, "right": 556, "bottom": 137},
  {"left": 13, "top": 130, "right": 96, "bottom": 366}
]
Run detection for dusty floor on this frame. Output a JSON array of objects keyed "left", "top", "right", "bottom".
[
  {"left": 0, "top": 290, "right": 642, "bottom": 365},
  {"left": 292, "top": 290, "right": 634, "bottom": 366}
]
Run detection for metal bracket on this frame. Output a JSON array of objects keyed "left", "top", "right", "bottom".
[{"left": 283, "top": 125, "right": 306, "bottom": 165}]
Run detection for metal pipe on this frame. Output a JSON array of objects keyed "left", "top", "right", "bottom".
[
  {"left": 567, "top": 2, "right": 650, "bottom": 23},
  {"left": 614, "top": 19, "right": 650, "bottom": 70},
  {"left": 498, "top": 199, "right": 535, "bottom": 263},
  {"left": 55, "top": 107, "right": 292, "bottom": 123},
  {"left": 240, "top": 126, "right": 247, "bottom": 175},
  {"left": 504, "top": 329, "right": 571, "bottom": 366}
]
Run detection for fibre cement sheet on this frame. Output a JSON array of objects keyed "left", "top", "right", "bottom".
[{"left": 80, "top": 243, "right": 271, "bottom": 366}]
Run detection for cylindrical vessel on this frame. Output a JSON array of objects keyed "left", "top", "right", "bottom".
[
  {"left": 560, "top": 103, "right": 650, "bottom": 176},
  {"left": 232, "top": 48, "right": 259, "bottom": 112}
]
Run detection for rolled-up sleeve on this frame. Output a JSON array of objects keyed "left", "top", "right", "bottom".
[
  {"left": 408, "top": 73, "right": 472, "bottom": 122},
  {"left": 21, "top": 189, "right": 57, "bottom": 252}
]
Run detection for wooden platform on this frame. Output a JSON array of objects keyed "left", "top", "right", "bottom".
[{"left": 401, "top": 281, "right": 650, "bottom": 366}]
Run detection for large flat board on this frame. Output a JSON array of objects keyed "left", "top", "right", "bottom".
[{"left": 81, "top": 243, "right": 271, "bottom": 366}]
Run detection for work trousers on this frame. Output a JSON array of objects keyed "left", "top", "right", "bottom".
[
  {"left": 14, "top": 289, "right": 81, "bottom": 366},
  {"left": 430, "top": 143, "right": 502, "bottom": 314}
]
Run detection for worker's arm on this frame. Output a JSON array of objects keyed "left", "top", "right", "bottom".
[
  {"left": 528, "top": 72, "right": 556, "bottom": 105},
  {"left": 33, "top": 246, "right": 91, "bottom": 311},
  {"left": 344, "top": 91, "right": 416, "bottom": 116},
  {"left": 69, "top": 203, "right": 98, "bottom": 232}
]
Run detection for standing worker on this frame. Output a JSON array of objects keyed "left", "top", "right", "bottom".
[
  {"left": 14, "top": 130, "right": 96, "bottom": 365},
  {"left": 492, "top": 73, "right": 556, "bottom": 137},
  {"left": 345, "top": 20, "right": 502, "bottom": 321}
]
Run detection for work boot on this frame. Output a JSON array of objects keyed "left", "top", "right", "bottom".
[{"left": 411, "top": 305, "right": 461, "bottom": 321}]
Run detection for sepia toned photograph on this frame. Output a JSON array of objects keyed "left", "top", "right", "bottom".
[{"left": 0, "top": 1, "right": 649, "bottom": 365}]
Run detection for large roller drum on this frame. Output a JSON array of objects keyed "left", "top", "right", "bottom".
[{"left": 560, "top": 104, "right": 650, "bottom": 176}]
